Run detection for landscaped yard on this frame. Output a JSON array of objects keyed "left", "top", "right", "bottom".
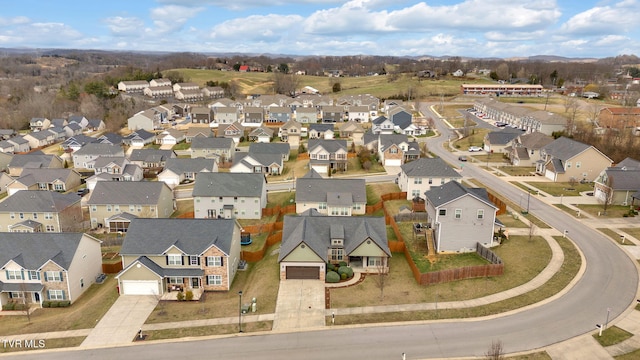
[
  {"left": 570, "top": 204, "right": 633, "bottom": 218},
  {"left": 366, "top": 183, "right": 401, "bottom": 205},
  {"left": 171, "top": 198, "right": 194, "bottom": 218},
  {"left": 145, "top": 244, "right": 280, "bottom": 324},
  {"left": 384, "top": 199, "right": 412, "bottom": 216},
  {"left": 621, "top": 228, "right": 640, "bottom": 240},
  {"left": 0, "top": 276, "right": 119, "bottom": 336},
  {"left": 593, "top": 325, "right": 633, "bottom": 347},
  {"left": 524, "top": 181, "right": 594, "bottom": 196},
  {"left": 471, "top": 153, "right": 511, "bottom": 164},
  {"left": 340, "top": 156, "right": 386, "bottom": 175},
  {"left": 440, "top": 104, "right": 476, "bottom": 128},
  {"left": 497, "top": 213, "right": 528, "bottom": 228},
  {"left": 266, "top": 191, "right": 296, "bottom": 208},
  {"left": 499, "top": 166, "right": 537, "bottom": 176}
]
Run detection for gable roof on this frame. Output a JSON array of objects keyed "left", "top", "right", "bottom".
[
  {"left": 615, "top": 157, "right": 640, "bottom": 170},
  {"left": 400, "top": 158, "right": 462, "bottom": 178},
  {"left": 129, "top": 149, "right": 175, "bottom": 163},
  {"left": 163, "top": 157, "right": 217, "bottom": 174},
  {"left": 517, "top": 131, "right": 554, "bottom": 150},
  {"left": 424, "top": 181, "right": 497, "bottom": 209},
  {"left": 379, "top": 134, "right": 409, "bottom": 151},
  {"left": 542, "top": 137, "right": 610, "bottom": 162},
  {"left": 8, "top": 154, "right": 60, "bottom": 168},
  {"left": 295, "top": 176, "right": 365, "bottom": 203},
  {"left": 248, "top": 142, "right": 290, "bottom": 156},
  {"left": 192, "top": 172, "right": 265, "bottom": 197},
  {"left": 191, "top": 136, "right": 234, "bottom": 150},
  {"left": 120, "top": 218, "right": 237, "bottom": 256},
  {"left": 87, "top": 182, "right": 171, "bottom": 205},
  {"left": 93, "top": 156, "right": 128, "bottom": 169},
  {"left": 308, "top": 139, "right": 347, "bottom": 153},
  {"left": 0, "top": 190, "right": 80, "bottom": 212},
  {"left": 603, "top": 167, "right": 640, "bottom": 190},
  {"left": 309, "top": 123, "right": 334, "bottom": 132},
  {"left": 233, "top": 152, "right": 282, "bottom": 168},
  {"left": 74, "top": 143, "right": 124, "bottom": 156},
  {"left": 0, "top": 233, "right": 89, "bottom": 270},
  {"left": 486, "top": 129, "right": 522, "bottom": 145},
  {"left": 279, "top": 213, "right": 390, "bottom": 262},
  {"left": 15, "top": 168, "right": 79, "bottom": 184}
]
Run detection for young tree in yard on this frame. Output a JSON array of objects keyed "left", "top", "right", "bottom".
[
  {"left": 485, "top": 340, "right": 505, "bottom": 360},
  {"left": 372, "top": 263, "right": 387, "bottom": 301},
  {"left": 602, "top": 176, "right": 614, "bottom": 216},
  {"left": 528, "top": 221, "right": 536, "bottom": 243}
]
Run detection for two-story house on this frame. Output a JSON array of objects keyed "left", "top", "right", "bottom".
[
  {"left": 538, "top": 137, "right": 613, "bottom": 182},
  {"left": 398, "top": 158, "right": 462, "bottom": 200},
  {"left": 249, "top": 143, "right": 290, "bottom": 163},
  {"left": 129, "top": 149, "right": 176, "bottom": 170},
  {"left": 88, "top": 182, "right": 175, "bottom": 228},
  {"left": 230, "top": 152, "right": 283, "bottom": 175},
  {"left": 23, "top": 131, "right": 56, "bottom": 149},
  {"left": 190, "top": 106, "right": 213, "bottom": 124},
  {"left": 217, "top": 122, "right": 245, "bottom": 144},
  {"left": 378, "top": 134, "right": 420, "bottom": 166},
  {"left": 157, "top": 157, "right": 218, "bottom": 189},
  {"left": 308, "top": 139, "right": 348, "bottom": 174},
  {"left": 0, "top": 190, "right": 83, "bottom": 232},
  {"left": 308, "top": 123, "right": 334, "bottom": 140},
  {"left": 295, "top": 107, "right": 318, "bottom": 124},
  {"left": 73, "top": 143, "right": 125, "bottom": 170},
  {"left": 248, "top": 126, "right": 274, "bottom": 143},
  {"left": 115, "top": 218, "right": 241, "bottom": 297},
  {"left": 371, "top": 116, "right": 395, "bottom": 135},
  {"left": 321, "top": 106, "right": 345, "bottom": 123},
  {"left": 190, "top": 137, "right": 235, "bottom": 162},
  {"left": 192, "top": 173, "right": 267, "bottom": 220},
  {"left": 593, "top": 157, "right": 640, "bottom": 206},
  {"left": 267, "top": 106, "right": 293, "bottom": 123},
  {"left": 0, "top": 233, "right": 102, "bottom": 310},
  {"left": 424, "top": 181, "right": 499, "bottom": 253},
  {"left": 279, "top": 120, "right": 302, "bottom": 147},
  {"left": 483, "top": 129, "right": 522, "bottom": 154},
  {"left": 7, "top": 154, "right": 64, "bottom": 177},
  {"left": 213, "top": 107, "right": 241, "bottom": 127},
  {"left": 6, "top": 168, "right": 82, "bottom": 196},
  {"left": 338, "top": 121, "right": 365, "bottom": 145},
  {"left": 30, "top": 117, "right": 51, "bottom": 132},
  {"left": 295, "top": 169, "right": 366, "bottom": 215},
  {"left": 84, "top": 157, "right": 144, "bottom": 191},
  {"left": 507, "top": 131, "right": 554, "bottom": 166},
  {"left": 242, "top": 107, "right": 264, "bottom": 127}
]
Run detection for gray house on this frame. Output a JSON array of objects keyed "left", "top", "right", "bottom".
[
  {"left": 249, "top": 142, "right": 291, "bottom": 162},
  {"left": 268, "top": 106, "right": 293, "bottom": 123},
  {"left": 73, "top": 143, "right": 125, "bottom": 169},
  {"left": 398, "top": 158, "right": 462, "bottom": 200},
  {"left": 593, "top": 157, "right": 640, "bottom": 206},
  {"left": 157, "top": 157, "right": 218, "bottom": 189},
  {"left": 295, "top": 169, "right": 366, "bottom": 215},
  {"left": 190, "top": 137, "right": 235, "bottom": 162},
  {"left": 424, "top": 181, "right": 498, "bottom": 253},
  {"left": 192, "top": 172, "right": 267, "bottom": 220},
  {"left": 321, "top": 106, "right": 345, "bottom": 123},
  {"left": 0, "top": 190, "right": 83, "bottom": 233},
  {"left": 243, "top": 107, "right": 264, "bottom": 127}
]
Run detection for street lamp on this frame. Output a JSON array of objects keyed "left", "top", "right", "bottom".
[{"left": 238, "top": 290, "right": 243, "bottom": 333}]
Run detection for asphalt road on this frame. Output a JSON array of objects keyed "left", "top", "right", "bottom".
[{"left": 7, "top": 106, "right": 638, "bottom": 359}]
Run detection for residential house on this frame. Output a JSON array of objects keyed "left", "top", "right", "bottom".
[
  {"left": 338, "top": 94, "right": 379, "bottom": 118},
  {"left": 295, "top": 107, "right": 318, "bottom": 124},
  {"left": 248, "top": 143, "right": 290, "bottom": 162},
  {"left": 86, "top": 119, "right": 106, "bottom": 132},
  {"left": 0, "top": 190, "right": 83, "bottom": 232},
  {"left": 117, "top": 80, "right": 149, "bottom": 93},
  {"left": 84, "top": 157, "right": 143, "bottom": 191},
  {"left": 173, "top": 82, "right": 199, "bottom": 92},
  {"left": 202, "top": 86, "right": 225, "bottom": 99},
  {"left": 190, "top": 137, "right": 235, "bottom": 162},
  {"left": 95, "top": 132, "right": 124, "bottom": 145},
  {"left": 50, "top": 119, "right": 67, "bottom": 128},
  {"left": 192, "top": 172, "right": 267, "bottom": 220},
  {"left": 149, "top": 78, "right": 172, "bottom": 87},
  {"left": 217, "top": 122, "right": 245, "bottom": 144},
  {"left": 6, "top": 168, "right": 82, "bottom": 196},
  {"left": 398, "top": 158, "right": 463, "bottom": 200},
  {"left": 378, "top": 134, "right": 420, "bottom": 166},
  {"left": 295, "top": 170, "right": 366, "bottom": 215},
  {"left": 0, "top": 129, "right": 17, "bottom": 140},
  {"left": 67, "top": 115, "right": 89, "bottom": 130},
  {"left": 248, "top": 126, "right": 274, "bottom": 143},
  {"left": 278, "top": 210, "right": 390, "bottom": 280},
  {"left": 230, "top": 152, "right": 283, "bottom": 175},
  {"left": 507, "top": 132, "right": 554, "bottom": 166},
  {"left": 185, "top": 127, "right": 212, "bottom": 143},
  {"left": 7, "top": 136, "right": 30, "bottom": 153},
  {"left": 61, "top": 134, "right": 95, "bottom": 152},
  {"left": 0, "top": 233, "right": 102, "bottom": 309},
  {"left": 371, "top": 116, "right": 395, "bottom": 135},
  {"left": 593, "top": 158, "right": 640, "bottom": 206},
  {"left": 0, "top": 173, "right": 13, "bottom": 195},
  {"left": 157, "top": 158, "right": 218, "bottom": 189},
  {"left": 243, "top": 107, "right": 264, "bottom": 127},
  {"left": 123, "top": 129, "right": 156, "bottom": 147},
  {"left": 521, "top": 110, "right": 568, "bottom": 134},
  {"left": 144, "top": 86, "right": 173, "bottom": 98},
  {"left": 424, "top": 181, "right": 499, "bottom": 253},
  {"left": 0, "top": 152, "right": 12, "bottom": 173},
  {"left": 7, "top": 154, "right": 64, "bottom": 177},
  {"left": 115, "top": 218, "right": 241, "bottom": 296},
  {"left": 72, "top": 143, "right": 125, "bottom": 170},
  {"left": 347, "top": 105, "right": 371, "bottom": 123},
  {"left": 190, "top": 107, "right": 213, "bottom": 124},
  {"left": 156, "top": 129, "right": 186, "bottom": 146},
  {"left": 213, "top": 107, "right": 240, "bottom": 127},
  {"left": 129, "top": 149, "right": 176, "bottom": 170},
  {"left": 127, "top": 107, "right": 171, "bottom": 131},
  {"left": 597, "top": 107, "right": 640, "bottom": 129},
  {"left": 308, "top": 139, "right": 348, "bottom": 174},
  {"left": 0, "top": 140, "right": 14, "bottom": 154},
  {"left": 30, "top": 117, "right": 51, "bottom": 132},
  {"left": 279, "top": 120, "right": 302, "bottom": 147},
  {"left": 47, "top": 127, "right": 66, "bottom": 142},
  {"left": 338, "top": 121, "right": 365, "bottom": 145},
  {"left": 88, "top": 181, "right": 175, "bottom": 228},
  {"left": 63, "top": 123, "right": 84, "bottom": 138},
  {"left": 23, "top": 131, "right": 56, "bottom": 149},
  {"left": 321, "top": 106, "right": 345, "bottom": 123},
  {"left": 308, "top": 123, "right": 334, "bottom": 140},
  {"left": 268, "top": 106, "right": 293, "bottom": 123},
  {"left": 483, "top": 129, "right": 523, "bottom": 154},
  {"left": 175, "top": 89, "right": 204, "bottom": 102},
  {"left": 538, "top": 137, "right": 613, "bottom": 182},
  {"left": 383, "top": 99, "right": 404, "bottom": 112}
]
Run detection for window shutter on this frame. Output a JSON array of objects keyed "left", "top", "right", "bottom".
[
  {"left": 4, "top": 270, "right": 7, "bottom": 279},
  {"left": 205, "top": 276, "right": 210, "bottom": 285},
  {"left": 221, "top": 257, "right": 224, "bottom": 267},
  {"left": 166, "top": 256, "right": 169, "bottom": 265},
  {"left": 44, "top": 272, "right": 48, "bottom": 282},
  {"left": 62, "top": 291, "right": 65, "bottom": 300},
  {"left": 197, "top": 257, "right": 201, "bottom": 266},
  {"left": 60, "top": 272, "right": 64, "bottom": 282},
  {"left": 181, "top": 256, "right": 185, "bottom": 265},
  {"left": 37, "top": 272, "right": 41, "bottom": 281},
  {"left": 21, "top": 270, "right": 25, "bottom": 280},
  {"left": 47, "top": 290, "right": 51, "bottom": 300}
]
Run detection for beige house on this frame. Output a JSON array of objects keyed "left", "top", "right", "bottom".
[
  {"left": 538, "top": 137, "right": 613, "bottom": 182},
  {"left": 339, "top": 121, "right": 365, "bottom": 145},
  {"left": 190, "top": 137, "right": 235, "bottom": 162},
  {"left": 0, "top": 233, "right": 102, "bottom": 310},
  {"left": 6, "top": 168, "right": 82, "bottom": 196},
  {"left": 115, "top": 218, "right": 241, "bottom": 297},
  {"left": 7, "top": 154, "right": 64, "bottom": 177},
  {"left": 295, "top": 169, "right": 366, "bottom": 215},
  {"left": 0, "top": 191, "right": 83, "bottom": 233},
  {"left": 87, "top": 182, "right": 175, "bottom": 229}
]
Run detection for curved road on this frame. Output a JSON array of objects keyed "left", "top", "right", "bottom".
[{"left": 6, "top": 105, "right": 638, "bottom": 359}]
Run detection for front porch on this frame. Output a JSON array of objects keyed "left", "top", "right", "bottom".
[
  {"left": 160, "top": 275, "right": 204, "bottom": 300},
  {"left": 160, "top": 287, "right": 204, "bottom": 301}
]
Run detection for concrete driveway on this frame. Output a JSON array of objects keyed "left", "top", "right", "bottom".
[
  {"left": 272, "top": 280, "right": 325, "bottom": 331},
  {"left": 81, "top": 295, "right": 158, "bottom": 347}
]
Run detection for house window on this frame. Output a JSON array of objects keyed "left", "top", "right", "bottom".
[
  {"left": 10, "top": 212, "right": 15, "bottom": 219},
  {"left": 137, "top": 205, "right": 142, "bottom": 212},
  {"left": 38, "top": 183, "right": 48, "bottom": 190},
  {"left": 368, "top": 257, "right": 383, "bottom": 267},
  {"left": 45, "top": 213, "right": 53, "bottom": 220},
  {"left": 576, "top": 162, "right": 581, "bottom": 168},
  {"left": 330, "top": 248, "right": 344, "bottom": 261},
  {"left": 45, "top": 271, "right": 62, "bottom": 282},
  {"left": 32, "top": 213, "right": 38, "bottom": 219},
  {"left": 10, "top": 292, "right": 24, "bottom": 299},
  {"left": 129, "top": 205, "right": 135, "bottom": 212},
  {"left": 91, "top": 206, "right": 97, "bottom": 212},
  {"left": 46, "top": 225, "right": 55, "bottom": 232},
  {"left": 29, "top": 270, "right": 39, "bottom": 280},
  {"left": 455, "top": 209, "right": 462, "bottom": 219},
  {"left": 19, "top": 213, "right": 24, "bottom": 219},
  {"left": 440, "top": 179, "right": 445, "bottom": 185},
  {"left": 428, "top": 178, "right": 433, "bottom": 184},
  {"left": 107, "top": 205, "right": 112, "bottom": 212},
  {"left": 207, "top": 256, "right": 222, "bottom": 267},
  {"left": 80, "top": 278, "right": 84, "bottom": 288},
  {"left": 477, "top": 209, "right": 484, "bottom": 219},
  {"left": 414, "top": 178, "right": 422, "bottom": 184},
  {"left": 168, "top": 277, "right": 182, "bottom": 284},
  {"left": 207, "top": 275, "right": 222, "bottom": 285},
  {"left": 54, "top": 183, "right": 64, "bottom": 191},
  {"left": 352, "top": 203, "right": 361, "bottom": 210},
  {"left": 439, "top": 209, "right": 447, "bottom": 216},
  {"left": 6, "top": 270, "right": 23, "bottom": 280},
  {"left": 167, "top": 254, "right": 182, "bottom": 265},
  {"left": 411, "top": 190, "right": 420, "bottom": 198},
  {"left": 566, "top": 161, "right": 571, "bottom": 168},
  {"left": 389, "top": 147, "right": 398, "bottom": 154},
  {"left": 318, "top": 203, "right": 327, "bottom": 210},
  {"left": 48, "top": 289, "right": 64, "bottom": 300},
  {"left": 114, "top": 205, "right": 120, "bottom": 212},
  {"left": 189, "top": 256, "right": 199, "bottom": 265}
]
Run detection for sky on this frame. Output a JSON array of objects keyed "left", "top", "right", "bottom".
[{"left": 0, "top": 0, "right": 639, "bottom": 59}]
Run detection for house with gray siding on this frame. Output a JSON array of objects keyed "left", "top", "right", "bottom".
[
  {"left": 398, "top": 158, "right": 462, "bottom": 200},
  {"left": 295, "top": 169, "right": 366, "bottom": 215},
  {"left": 192, "top": 172, "right": 266, "bottom": 220}
]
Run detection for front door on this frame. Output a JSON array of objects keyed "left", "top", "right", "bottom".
[
  {"left": 191, "top": 278, "right": 199, "bottom": 288},
  {"left": 34, "top": 292, "right": 40, "bottom": 302}
]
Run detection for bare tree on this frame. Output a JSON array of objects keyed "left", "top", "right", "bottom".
[
  {"left": 602, "top": 175, "right": 614, "bottom": 215},
  {"left": 528, "top": 221, "right": 536, "bottom": 243},
  {"left": 19, "top": 281, "right": 31, "bottom": 323},
  {"left": 496, "top": 63, "right": 510, "bottom": 81},
  {"left": 485, "top": 340, "right": 505, "bottom": 360},
  {"left": 371, "top": 261, "right": 388, "bottom": 301},
  {"left": 563, "top": 97, "right": 577, "bottom": 113},
  {"left": 566, "top": 100, "right": 580, "bottom": 136}
]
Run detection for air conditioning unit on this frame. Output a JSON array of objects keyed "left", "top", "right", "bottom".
[{"left": 622, "top": 202, "right": 627, "bottom": 206}]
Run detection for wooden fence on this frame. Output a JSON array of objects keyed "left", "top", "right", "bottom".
[{"left": 102, "top": 262, "right": 123, "bottom": 274}]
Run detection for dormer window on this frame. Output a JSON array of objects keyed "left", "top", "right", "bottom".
[{"left": 331, "top": 239, "right": 343, "bottom": 247}]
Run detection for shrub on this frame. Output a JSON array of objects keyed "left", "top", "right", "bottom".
[
  {"left": 42, "top": 301, "right": 51, "bottom": 308},
  {"left": 338, "top": 261, "right": 348, "bottom": 267},
  {"left": 340, "top": 273, "right": 347, "bottom": 280},
  {"left": 14, "top": 303, "right": 28, "bottom": 311},
  {"left": 325, "top": 271, "right": 340, "bottom": 283},
  {"left": 185, "top": 290, "right": 194, "bottom": 301},
  {"left": 338, "top": 266, "right": 354, "bottom": 278},
  {"left": 2, "top": 303, "right": 15, "bottom": 310},
  {"left": 176, "top": 291, "right": 185, "bottom": 301},
  {"left": 59, "top": 301, "right": 71, "bottom": 307},
  {"left": 49, "top": 301, "right": 59, "bottom": 308}
]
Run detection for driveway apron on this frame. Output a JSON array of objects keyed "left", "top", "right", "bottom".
[
  {"left": 273, "top": 280, "right": 325, "bottom": 331},
  {"left": 81, "top": 295, "right": 158, "bottom": 347}
]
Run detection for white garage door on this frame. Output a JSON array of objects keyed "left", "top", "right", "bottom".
[
  {"left": 121, "top": 280, "right": 158, "bottom": 295},
  {"left": 311, "top": 164, "right": 328, "bottom": 173},
  {"left": 385, "top": 159, "right": 402, "bottom": 166}
]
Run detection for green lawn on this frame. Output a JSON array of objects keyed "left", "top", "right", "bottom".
[
  {"left": 172, "top": 142, "right": 191, "bottom": 150},
  {"left": 524, "top": 181, "right": 594, "bottom": 196},
  {"left": 621, "top": 228, "right": 640, "bottom": 240},
  {"left": 366, "top": 183, "right": 401, "bottom": 205},
  {"left": 572, "top": 204, "right": 633, "bottom": 218},
  {"left": 593, "top": 325, "right": 633, "bottom": 347},
  {"left": 499, "top": 166, "right": 537, "bottom": 176},
  {"left": 452, "top": 128, "right": 490, "bottom": 150},
  {"left": 145, "top": 321, "right": 273, "bottom": 341},
  {"left": 267, "top": 191, "right": 296, "bottom": 208},
  {"left": 597, "top": 228, "right": 635, "bottom": 245}
]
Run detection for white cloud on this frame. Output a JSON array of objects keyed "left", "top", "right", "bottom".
[
  {"left": 155, "top": 0, "right": 344, "bottom": 11},
  {"left": 560, "top": 0, "right": 640, "bottom": 35},
  {"left": 150, "top": 5, "right": 204, "bottom": 34},
  {"left": 210, "top": 14, "right": 304, "bottom": 42},
  {"left": 0, "top": 16, "right": 30, "bottom": 27},
  {"left": 104, "top": 16, "right": 145, "bottom": 37}
]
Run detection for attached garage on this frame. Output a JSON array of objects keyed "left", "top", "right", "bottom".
[
  {"left": 311, "top": 164, "right": 328, "bottom": 174},
  {"left": 384, "top": 159, "right": 402, "bottom": 166},
  {"left": 121, "top": 280, "right": 159, "bottom": 295},
  {"left": 285, "top": 266, "right": 320, "bottom": 280}
]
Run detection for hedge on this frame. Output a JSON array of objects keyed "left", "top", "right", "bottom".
[{"left": 326, "top": 271, "right": 340, "bottom": 283}]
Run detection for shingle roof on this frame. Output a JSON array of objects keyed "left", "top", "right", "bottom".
[
  {"left": 233, "top": 152, "right": 282, "bottom": 168},
  {"left": 424, "top": 181, "right": 496, "bottom": 209},
  {"left": 74, "top": 143, "right": 124, "bottom": 156},
  {"left": 248, "top": 142, "right": 290, "bottom": 156},
  {"left": 163, "top": 158, "right": 217, "bottom": 174},
  {"left": 400, "top": 158, "right": 462, "bottom": 178},
  {"left": 120, "top": 218, "right": 236, "bottom": 256},
  {"left": 278, "top": 213, "right": 390, "bottom": 262},
  {"left": 604, "top": 168, "right": 640, "bottom": 190},
  {"left": 309, "top": 123, "right": 334, "bottom": 132},
  {"left": 0, "top": 233, "right": 87, "bottom": 270},
  {"left": 192, "top": 172, "right": 265, "bottom": 197},
  {"left": 308, "top": 139, "right": 347, "bottom": 153},
  {"left": 191, "top": 136, "right": 234, "bottom": 150},
  {"left": 379, "top": 134, "right": 409, "bottom": 151},
  {"left": 518, "top": 132, "right": 553, "bottom": 150},
  {"left": 0, "top": 190, "right": 80, "bottom": 212},
  {"left": 542, "top": 137, "right": 596, "bottom": 161},
  {"left": 17, "top": 168, "right": 78, "bottom": 184},
  {"left": 486, "top": 129, "right": 522, "bottom": 145},
  {"left": 616, "top": 157, "right": 640, "bottom": 170},
  {"left": 8, "top": 154, "right": 59, "bottom": 168},
  {"left": 87, "top": 182, "right": 171, "bottom": 205},
  {"left": 295, "top": 177, "right": 365, "bottom": 203},
  {"left": 129, "top": 149, "right": 175, "bottom": 163},
  {"left": 93, "top": 156, "right": 128, "bottom": 169}
]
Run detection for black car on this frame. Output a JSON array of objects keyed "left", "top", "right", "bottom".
[
  {"left": 458, "top": 155, "right": 468, "bottom": 162},
  {"left": 77, "top": 188, "right": 89, "bottom": 196}
]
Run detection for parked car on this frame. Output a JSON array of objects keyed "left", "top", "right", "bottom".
[
  {"left": 468, "top": 146, "right": 483, "bottom": 152},
  {"left": 77, "top": 188, "right": 89, "bottom": 197},
  {"left": 458, "top": 155, "right": 468, "bottom": 162}
]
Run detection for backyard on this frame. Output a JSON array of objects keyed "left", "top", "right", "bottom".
[{"left": 366, "top": 183, "right": 401, "bottom": 205}]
